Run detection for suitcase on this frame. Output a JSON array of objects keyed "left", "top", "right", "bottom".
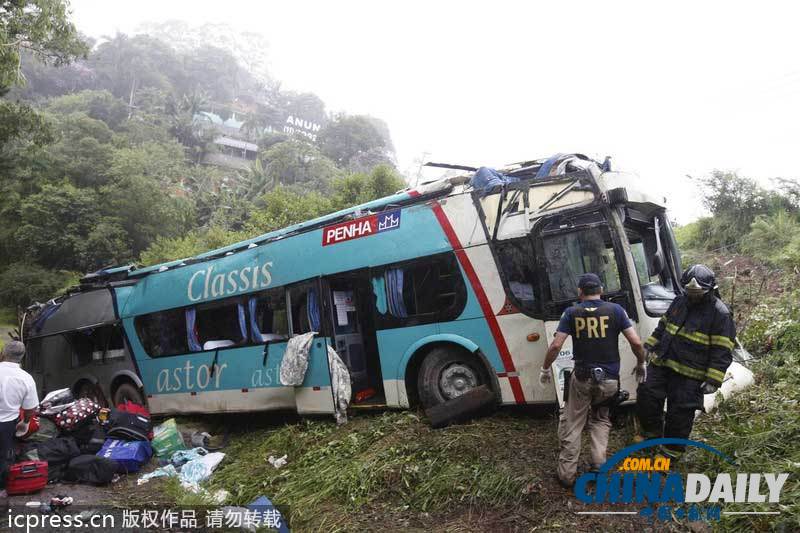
[
  {"left": 97, "top": 439, "right": 153, "bottom": 473},
  {"left": 107, "top": 410, "right": 152, "bottom": 441},
  {"left": 6, "top": 461, "right": 48, "bottom": 495},
  {"left": 53, "top": 398, "right": 100, "bottom": 432}
]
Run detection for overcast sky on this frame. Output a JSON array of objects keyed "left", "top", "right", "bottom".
[{"left": 70, "top": 1, "right": 800, "bottom": 222}]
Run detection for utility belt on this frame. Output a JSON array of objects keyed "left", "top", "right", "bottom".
[
  {"left": 570, "top": 364, "right": 629, "bottom": 408},
  {"left": 573, "top": 365, "right": 615, "bottom": 383}
]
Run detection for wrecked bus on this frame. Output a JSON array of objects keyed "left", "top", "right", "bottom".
[{"left": 21, "top": 153, "right": 737, "bottom": 416}]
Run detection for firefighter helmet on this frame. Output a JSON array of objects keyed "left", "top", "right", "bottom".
[{"left": 681, "top": 264, "right": 717, "bottom": 291}]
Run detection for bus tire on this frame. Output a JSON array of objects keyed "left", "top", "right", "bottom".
[
  {"left": 112, "top": 382, "right": 145, "bottom": 407},
  {"left": 76, "top": 382, "right": 107, "bottom": 407},
  {"left": 417, "top": 346, "right": 489, "bottom": 409}
]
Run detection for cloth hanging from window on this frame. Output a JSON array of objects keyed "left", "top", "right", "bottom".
[
  {"left": 185, "top": 308, "right": 202, "bottom": 352},
  {"left": 327, "top": 345, "right": 351, "bottom": 425},
  {"left": 307, "top": 289, "right": 321, "bottom": 332},
  {"left": 385, "top": 268, "right": 408, "bottom": 318},
  {"left": 248, "top": 298, "right": 262, "bottom": 343},
  {"left": 279, "top": 332, "right": 317, "bottom": 386},
  {"left": 31, "top": 302, "right": 61, "bottom": 335},
  {"left": 371, "top": 276, "right": 388, "bottom": 315},
  {"left": 237, "top": 303, "right": 247, "bottom": 342}
]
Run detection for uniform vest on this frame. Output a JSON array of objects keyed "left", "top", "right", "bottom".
[{"left": 571, "top": 301, "right": 621, "bottom": 364}]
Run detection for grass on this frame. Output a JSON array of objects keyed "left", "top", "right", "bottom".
[
  {"left": 207, "top": 410, "right": 543, "bottom": 530},
  {"left": 689, "top": 349, "right": 800, "bottom": 532}
]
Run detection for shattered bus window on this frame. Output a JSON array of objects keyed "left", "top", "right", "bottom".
[
  {"left": 495, "top": 237, "right": 539, "bottom": 312},
  {"left": 543, "top": 227, "right": 621, "bottom": 301}
]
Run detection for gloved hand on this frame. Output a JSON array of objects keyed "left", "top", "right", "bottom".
[
  {"left": 632, "top": 363, "right": 647, "bottom": 384},
  {"left": 700, "top": 381, "right": 719, "bottom": 395},
  {"left": 539, "top": 366, "right": 552, "bottom": 385}
]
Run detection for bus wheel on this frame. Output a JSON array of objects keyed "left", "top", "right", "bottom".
[
  {"left": 418, "top": 347, "right": 487, "bottom": 409},
  {"left": 113, "top": 382, "right": 145, "bottom": 407},
  {"left": 76, "top": 382, "right": 107, "bottom": 407}
]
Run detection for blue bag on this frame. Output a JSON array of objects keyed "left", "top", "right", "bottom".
[{"left": 97, "top": 439, "right": 153, "bottom": 473}]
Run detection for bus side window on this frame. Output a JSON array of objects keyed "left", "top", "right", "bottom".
[
  {"left": 377, "top": 253, "right": 466, "bottom": 327},
  {"left": 195, "top": 299, "right": 248, "bottom": 350},
  {"left": 248, "top": 288, "right": 288, "bottom": 343},
  {"left": 134, "top": 309, "right": 189, "bottom": 357},
  {"left": 289, "top": 284, "right": 321, "bottom": 335},
  {"left": 495, "top": 237, "right": 539, "bottom": 312}
]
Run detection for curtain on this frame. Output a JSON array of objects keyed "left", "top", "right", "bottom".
[
  {"left": 185, "top": 308, "right": 202, "bottom": 352},
  {"left": 248, "top": 297, "right": 263, "bottom": 343},
  {"left": 237, "top": 303, "right": 247, "bottom": 342},
  {"left": 371, "top": 276, "right": 388, "bottom": 315},
  {"left": 307, "top": 289, "right": 321, "bottom": 332},
  {"left": 385, "top": 268, "right": 408, "bottom": 318}
]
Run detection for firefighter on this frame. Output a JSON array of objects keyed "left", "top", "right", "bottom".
[
  {"left": 541, "top": 273, "right": 647, "bottom": 488},
  {"left": 636, "top": 264, "right": 735, "bottom": 458}
]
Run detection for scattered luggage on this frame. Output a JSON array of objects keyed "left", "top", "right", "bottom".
[
  {"left": 53, "top": 398, "right": 100, "bottom": 432},
  {"left": 40, "top": 388, "right": 74, "bottom": 411},
  {"left": 64, "top": 455, "right": 118, "bottom": 485},
  {"left": 97, "top": 439, "right": 153, "bottom": 473},
  {"left": 33, "top": 437, "right": 81, "bottom": 465},
  {"left": 26, "top": 417, "right": 58, "bottom": 443},
  {"left": 116, "top": 401, "right": 150, "bottom": 418},
  {"left": 152, "top": 418, "right": 185, "bottom": 457},
  {"left": 106, "top": 410, "right": 151, "bottom": 441},
  {"left": 6, "top": 461, "right": 48, "bottom": 495},
  {"left": 76, "top": 423, "right": 108, "bottom": 454}
]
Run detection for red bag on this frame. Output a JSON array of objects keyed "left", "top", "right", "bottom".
[
  {"left": 6, "top": 461, "right": 48, "bottom": 495},
  {"left": 117, "top": 401, "right": 150, "bottom": 418},
  {"left": 15, "top": 409, "right": 40, "bottom": 440}
]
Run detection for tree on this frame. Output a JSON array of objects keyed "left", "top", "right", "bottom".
[
  {"left": 0, "top": 0, "right": 88, "bottom": 89},
  {"left": 330, "top": 165, "right": 406, "bottom": 210},
  {"left": 0, "top": 262, "right": 77, "bottom": 308},
  {"left": 245, "top": 187, "right": 332, "bottom": 235},
  {"left": 318, "top": 114, "right": 393, "bottom": 169},
  {"left": 260, "top": 140, "right": 341, "bottom": 192}
]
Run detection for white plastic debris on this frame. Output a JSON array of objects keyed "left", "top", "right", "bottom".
[
  {"left": 279, "top": 332, "right": 316, "bottom": 386},
  {"left": 179, "top": 451, "right": 225, "bottom": 485},
  {"left": 328, "top": 345, "right": 352, "bottom": 425},
  {"left": 702, "top": 361, "right": 755, "bottom": 413},
  {"left": 137, "top": 464, "right": 178, "bottom": 485},
  {"left": 267, "top": 454, "right": 287, "bottom": 469}
]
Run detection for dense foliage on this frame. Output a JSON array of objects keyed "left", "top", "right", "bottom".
[{"left": 0, "top": 2, "right": 403, "bottom": 308}]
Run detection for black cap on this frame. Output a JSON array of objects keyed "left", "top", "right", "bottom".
[{"left": 578, "top": 273, "right": 602, "bottom": 290}]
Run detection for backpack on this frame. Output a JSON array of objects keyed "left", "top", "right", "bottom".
[
  {"left": 77, "top": 424, "right": 108, "bottom": 455},
  {"left": 107, "top": 410, "right": 152, "bottom": 441},
  {"left": 35, "top": 437, "right": 81, "bottom": 465},
  {"left": 64, "top": 455, "right": 118, "bottom": 485}
]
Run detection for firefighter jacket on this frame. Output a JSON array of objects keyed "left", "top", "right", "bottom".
[{"left": 643, "top": 293, "right": 735, "bottom": 387}]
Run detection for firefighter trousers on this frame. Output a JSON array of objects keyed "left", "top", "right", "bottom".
[
  {"left": 557, "top": 373, "right": 617, "bottom": 485},
  {"left": 636, "top": 364, "right": 703, "bottom": 447}
]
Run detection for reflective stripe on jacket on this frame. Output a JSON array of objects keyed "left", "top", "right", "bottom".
[{"left": 644, "top": 293, "right": 735, "bottom": 386}]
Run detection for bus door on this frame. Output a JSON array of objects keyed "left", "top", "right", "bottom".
[
  {"left": 287, "top": 279, "right": 337, "bottom": 415},
  {"left": 321, "top": 271, "right": 383, "bottom": 403},
  {"left": 533, "top": 209, "right": 639, "bottom": 398}
]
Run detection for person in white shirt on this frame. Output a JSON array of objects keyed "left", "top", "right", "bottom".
[{"left": 0, "top": 341, "right": 39, "bottom": 499}]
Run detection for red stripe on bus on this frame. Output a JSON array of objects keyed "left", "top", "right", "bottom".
[{"left": 429, "top": 201, "right": 525, "bottom": 404}]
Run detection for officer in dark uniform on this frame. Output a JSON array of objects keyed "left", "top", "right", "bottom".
[
  {"left": 541, "top": 273, "right": 646, "bottom": 488},
  {"left": 636, "top": 264, "right": 735, "bottom": 458}
]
